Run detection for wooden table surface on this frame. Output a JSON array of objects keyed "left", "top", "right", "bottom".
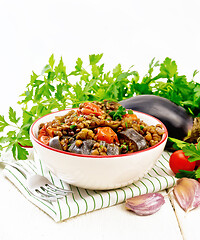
[
  {"left": 1, "top": 0, "right": 200, "bottom": 239},
  {"left": 0, "top": 167, "right": 198, "bottom": 240}
]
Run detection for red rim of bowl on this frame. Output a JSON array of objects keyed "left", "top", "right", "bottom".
[{"left": 30, "top": 108, "right": 168, "bottom": 158}]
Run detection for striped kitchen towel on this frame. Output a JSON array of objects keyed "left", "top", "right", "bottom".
[{"left": 3, "top": 151, "right": 176, "bottom": 222}]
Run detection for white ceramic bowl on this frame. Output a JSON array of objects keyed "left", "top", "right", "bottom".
[{"left": 30, "top": 109, "right": 168, "bottom": 190}]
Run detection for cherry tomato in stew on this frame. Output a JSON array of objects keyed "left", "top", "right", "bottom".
[
  {"left": 81, "top": 102, "right": 103, "bottom": 117},
  {"left": 39, "top": 135, "right": 51, "bottom": 145},
  {"left": 123, "top": 113, "right": 137, "bottom": 121},
  {"left": 38, "top": 125, "right": 51, "bottom": 145},
  {"left": 96, "top": 127, "right": 119, "bottom": 144},
  {"left": 169, "top": 150, "right": 196, "bottom": 174}
]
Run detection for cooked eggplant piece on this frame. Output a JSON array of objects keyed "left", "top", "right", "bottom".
[
  {"left": 68, "top": 139, "right": 96, "bottom": 155},
  {"left": 106, "top": 143, "right": 120, "bottom": 155},
  {"left": 49, "top": 136, "right": 62, "bottom": 150},
  {"left": 119, "top": 129, "right": 147, "bottom": 152},
  {"left": 120, "top": 95, "right": 193, "bottom": 141},
  {"left": 99, "top": 141, "right": 120, "bottom": 155}
]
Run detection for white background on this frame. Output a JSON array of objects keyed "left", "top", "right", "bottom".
[
  {"left": 0, "top": 0, "right": 200, "bottom": 115},
  {"left": 0, "top": 1, "right": 200, "bottom": 239}
]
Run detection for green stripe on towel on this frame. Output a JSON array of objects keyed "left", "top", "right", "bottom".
[{"left": 3, "top": 151, "right": 176, "bottom": 222}]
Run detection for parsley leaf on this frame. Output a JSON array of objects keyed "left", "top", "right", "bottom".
[
  {"left": 175, "top": 170, "right": 197, "bottom": 180},
  {"left": 49, "top": 54, "right": 55, "bottom": 69},
  {"left": 127, "top": 110, "right": 133, "bottom": 114},
  {"left": 182, "top": 142, "right": 200, "bottom": 162},
  {"left": 109, "top": 106, "right": 126, "bottom": 120},
  {"left": 41, "top": 64, "right": 51, "bottom": 75},
  {"left": 9, "top": 107, "right": 20, "bottom": 124},
  {"left": 89, "top": 53, "right": 103, "bottom": 65},
  {"left": 159, "top": 57, "right": 178, "bottom": 79},
  {"left": 12, "top": 142, "right": 29, "bottom": 160},
  {"left": 176, "top": 168, "right": 200, "bottom": 180},
  {"left": 168, "top": 137, "right": 189, "bottom": 150},
  {"left": 195, "top": 167, "right": 200, "bottom": 179},
  {"left": 0, "top": 115, "right": 9, "bottom": 131}
]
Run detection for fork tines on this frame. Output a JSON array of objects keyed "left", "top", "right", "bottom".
[
  {"left": 45, "top": 184, "right": 73, "bottom": 194},
  {"left": 34, "top": 189, "right": 64, "bottom": 201}
]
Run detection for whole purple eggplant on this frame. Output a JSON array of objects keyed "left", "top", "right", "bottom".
[{"left": 120, "top": 95, "right": 193, "bottom": 141}]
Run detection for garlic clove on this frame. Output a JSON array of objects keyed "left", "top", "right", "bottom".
[
  {"left": 125, "top": 193, "right": 165, "bottom": 216},
  {"left": 173, "top": 177, "right": 200, "bottom": 212}
]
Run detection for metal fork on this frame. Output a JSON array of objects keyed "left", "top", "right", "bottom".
[{"left": 1, "top": 161, "right": 73, "bottom": 201}]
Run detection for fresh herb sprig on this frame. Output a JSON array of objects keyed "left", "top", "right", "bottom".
[
  {"left": 175, "top": 167, "right": 200, "bottom": 180},
  {"left": 1, "top": 54, "right": 200, "bottom": 160},
  {"left": 0, "top": 54, "right": 137, "bottom": 159},
  {"left": 175, "top": 170, "right": 198, "bottom": 180},
  {"left": 0, "top": 107, "right": 31, "bottom": 159},
  {"left": 109, "top": 106, "right": 127, "bottom": 120}
]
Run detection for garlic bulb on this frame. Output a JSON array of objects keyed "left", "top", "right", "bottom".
[
  {"left": 173, "top": 177, "right": 200, "bottom": 212},
  {"left": 125, "top": 193, "right": 165, "bottom": 216}
]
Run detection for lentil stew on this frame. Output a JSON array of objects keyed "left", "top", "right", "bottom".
[{"left": 37, "top": 101, "right": 165, "bottom": 156}]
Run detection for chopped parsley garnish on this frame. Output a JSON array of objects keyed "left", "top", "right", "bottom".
[
  {"left": 120, "top": 142, "right": 129, "bottom": 151},
  {"left": 127, "top": 110, "right": 134, "bottom": 114},
  {"left": 109, "top": 106, "right": 126, "bottom": 120},
  {"left": 70, "top": 125, "right": 76, "bottom": 129}
]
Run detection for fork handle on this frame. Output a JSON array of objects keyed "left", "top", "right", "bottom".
[{"left": 0, "top": 161, "right": 28, "bottom": 178}]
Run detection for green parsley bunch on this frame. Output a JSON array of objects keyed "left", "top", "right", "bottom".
[{"left": 0, "top": 53, "right": 200, "bottom": 160}]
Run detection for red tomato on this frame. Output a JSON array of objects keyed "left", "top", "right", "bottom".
[
  {"left": 81, "top": 108, "right": 95, "bottom": 115},
  {"left": 81, "top": 102, "right": 103, "bottom": 116},
  {"left": 38, "top": 125, "right": 51, "bottom": 145},
  {"left": 96, "top": 127, "right": 119, "bottom": 144},
  {"left": 169, "top": 150, "right": 196, "bottom": 174},
  {"left": 46, "top": 127, "right": 57, "bottom": 137},
  {"left": 123, "top": 113, "right": 137, "bottom": 121},
  {"left": 39, "top": 135, "right": 51, "bottom": 145}
]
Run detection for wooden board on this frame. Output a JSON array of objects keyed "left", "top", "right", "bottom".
[{"left": 0, "top": 169, "right": 183, "bottom": 240}]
